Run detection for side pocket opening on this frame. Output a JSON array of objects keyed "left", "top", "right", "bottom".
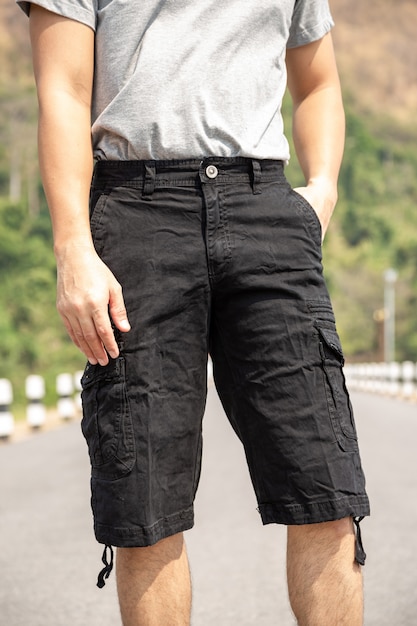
[
  {"left": 317, "top": 325, "right": 358, "bottom": 452},
  {"left": 290, "top": 188, "right": 322, "bottom": 246},
  {"left": 81, "top": 357, "right": 135, "bottom": 481}
]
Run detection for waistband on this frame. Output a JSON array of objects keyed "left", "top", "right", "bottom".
[{"left": 92, "top": 157, "right": 286, "bottom": 195}]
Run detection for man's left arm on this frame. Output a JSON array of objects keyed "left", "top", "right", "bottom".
[{"left": 286, "top": 32, "right": 345, "bottom": 239}]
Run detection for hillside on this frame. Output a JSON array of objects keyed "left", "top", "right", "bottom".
[
  {"left": 0, "top": 0, "right": 32, "bottom": 87},
  {"left": 331, "top": 0, "right": 417, "bottom": 123}
]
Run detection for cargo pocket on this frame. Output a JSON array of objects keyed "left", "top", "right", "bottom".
[
  {"left": 317, "top": 324, "right": 358, "bottom": 452},
  {"left": 81, "top": 357, "right": 135, "bottom": 480},
  {"left": 308, "top": 300, "right": 358, "bottom": 452}
]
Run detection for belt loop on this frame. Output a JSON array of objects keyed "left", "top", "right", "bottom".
[
  {"left": 142, "top": 161, "right": 156, "bottom": 199},
  {"left": 251, "top": 159, "right": 262, "bottom": 195}
]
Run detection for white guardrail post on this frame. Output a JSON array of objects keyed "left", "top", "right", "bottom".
[
  {"left": 56, "top": 373, "right": 76, "bottom": 420},
  {"left": 0, "top": 379, "right": 14, "bottom": 439},
  {"left": 26, "top": 375, "right": 47, "bottom": 429},
  {"left": 388, "top": 362, "right": 401, "bottom": 397},
  {"left": 401, "top": 361, "right": 415, "bottom": 400},
  {"left": 74, "top": 371, "right": 83, "bottom": 413}
]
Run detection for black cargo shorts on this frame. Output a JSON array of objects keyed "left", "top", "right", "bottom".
[{"left": 81, "top": 158, "right": 369, "bottom": 558}]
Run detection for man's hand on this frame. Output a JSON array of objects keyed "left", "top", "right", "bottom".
[
  {"left": 293, "top": 178, "right": 338, "bottom": 241},
  {"left": 56, "top": 244, "right": 130, "bottom": 366}
]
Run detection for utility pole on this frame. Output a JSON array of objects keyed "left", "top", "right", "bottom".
[{"left": 384, "top": 268, "right": 397, "bottom": 363}]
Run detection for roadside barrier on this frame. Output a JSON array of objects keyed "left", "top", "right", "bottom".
[
  {"left": 26, "top": 374, "right": 47, "bottom": 429},
  {"left": 0, "top": 373, "right": 83, "bottom": 442},
  {"left": 74, "top": 371, "right": 83, "bottom": 412},
  {"left": 4, "top": 359, "right": 411, "bottom": 442},
  {"left": 0, "top": 379, "right": 14, "bottom": 439},
  {"left": 345, "top": 361, "right": 417, "bottom": 400},
  {"left": 56, "top": 373, "right": 76, "bottom": 420}
]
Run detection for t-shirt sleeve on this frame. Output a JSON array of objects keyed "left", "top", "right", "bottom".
[
  {"left": 287, "top": 0, "right": 334, "bottom": 48},
  {"left": 16, "top": 0, "right": 96, "bottom": 31}
]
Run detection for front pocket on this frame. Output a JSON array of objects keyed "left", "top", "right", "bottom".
[
  {"left": 90, "top": 189, "right": 109, "bottom": 238},
  {"left": 81, "top": 357, "right": 135, "bottom": 480},
  {"left": 317, "top": 325, "right": 358, "bottom": 452},
  {"left": 290, "top": 189, "right": 322, "bottom": 245}
]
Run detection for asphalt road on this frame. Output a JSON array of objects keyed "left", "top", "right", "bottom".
[{"left": 1, "top": 387, "right": 416, "bottom": 626}]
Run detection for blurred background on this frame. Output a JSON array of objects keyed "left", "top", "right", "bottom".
[
  {"left": 1, "top": 2, "right": 417, "bottom": 625},
  {"left": 1, "top": 0, "right": 417, "bottom": 411}
]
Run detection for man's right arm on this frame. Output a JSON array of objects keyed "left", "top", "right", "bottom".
[{"left": 30, "top": 6, "right": 130, "bottom": 366}]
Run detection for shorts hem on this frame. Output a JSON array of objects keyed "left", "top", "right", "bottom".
[
  {"left": 94, "top": 506, "right": 195, "bottom": 547},
  {"left": 258, "top": 495, "right": 370, "bottom": 526}
]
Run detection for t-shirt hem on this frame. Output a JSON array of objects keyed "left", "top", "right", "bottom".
[
  {"left": 16, "top": 0, "right": 95, "bottom": 31},
  {"left": 287, "top": 17, "right": 334, "bottom": 49}
]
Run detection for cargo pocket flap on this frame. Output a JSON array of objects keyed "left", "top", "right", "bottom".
[
  {"left": 317, "top": 326, "right": 345, "bottom": 365},
  {"left": 81, "top": 358, "right": 124, "bottom": 389},
  {"left": 80, "top": 356, "right": 134, "bottom": 480}
]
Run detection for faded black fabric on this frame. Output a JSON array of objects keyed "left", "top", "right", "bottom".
[{"left": 81, "top": 157, "right": 370, "bottom": 549}]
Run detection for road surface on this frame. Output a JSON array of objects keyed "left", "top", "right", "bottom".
[{"left": 1, "top": 387, "right": 416, "bottom": 625}]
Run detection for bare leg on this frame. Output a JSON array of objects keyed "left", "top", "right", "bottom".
[
  {"left": 287, "top": 518, "right": 363, "bottom": 626},
  {"left": 116, "top": 533, "right": 191, "bottom": 626}
]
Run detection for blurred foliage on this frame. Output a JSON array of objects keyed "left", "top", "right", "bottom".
[
  {"left": 1, "top": 83, "right": 417, "bottom": 410},
  {"left": 284, "top": 92, "right": 417, "bottom": 362},
  {"left": 0, "top": 194, "right": 84, "bottom": 406}
]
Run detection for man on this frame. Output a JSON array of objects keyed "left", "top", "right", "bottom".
[{"left": 19, "top": 1, "right": 369, "bottom": 624}]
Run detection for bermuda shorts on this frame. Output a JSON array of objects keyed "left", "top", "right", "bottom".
[{"left": 81, "top": 157, "right": 370, "bottom": 559}]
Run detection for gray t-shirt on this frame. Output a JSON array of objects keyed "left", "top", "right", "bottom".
[{"left": 19, "top": 0, "right": 334, "bottom": 162}]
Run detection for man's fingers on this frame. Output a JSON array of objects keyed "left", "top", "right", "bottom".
[
  {"left": 92, "top": 309, "right": 120, "bottom": 361},
  {"left": 61, "top": 310, "right": 116, "bottom": 366},
  {"left": 109, "top": 282, "right": 131, "bottom": 333},
  {"left": 61, "top": 314, "right": 98, "bottom": 364},
  {"left": 55, "top": 258, "right": 128, "bottom": 364}
]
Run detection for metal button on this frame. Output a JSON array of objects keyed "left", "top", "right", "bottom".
[{"left": 206, "top": 165, "right": 218, "bottom": 179}]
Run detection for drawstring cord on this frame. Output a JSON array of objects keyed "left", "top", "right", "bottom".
[
  {"left": 97, "top": 545, "right": 114, "bottom": 588},
  {"left": 353, "top": 516, "right": 366, "bottom": 566}
]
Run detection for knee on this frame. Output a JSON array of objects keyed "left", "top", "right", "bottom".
[
  {"left": 117, "top": 533, "right": 185, "bottom": 567},
  {"left": 290, "top": 517, "right": 353, "bottom": 540},
  {"left": 313, "top": 517, "right": 354, "bottom": 541},
  {"left": 288, "top": 517, "right": 356, "bottom": 560}
]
